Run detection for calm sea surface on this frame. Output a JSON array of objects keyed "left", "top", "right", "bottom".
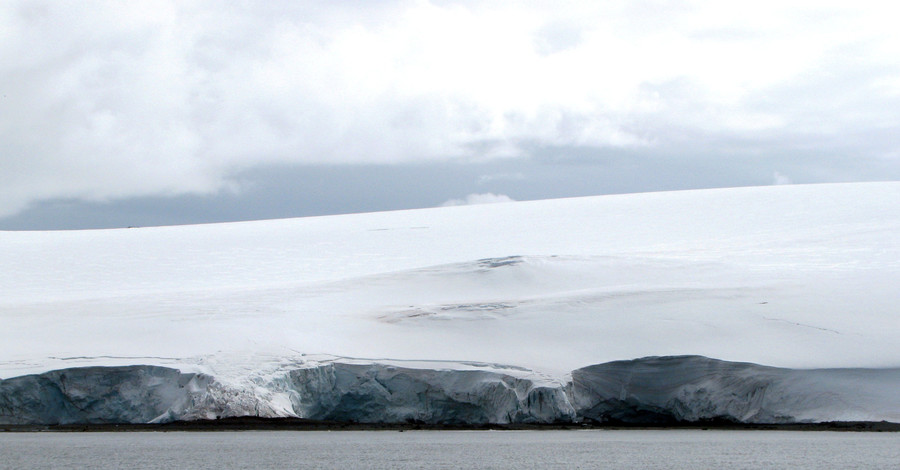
[{"left": 2, "top": 430, "right": 899, "bottom": 469}]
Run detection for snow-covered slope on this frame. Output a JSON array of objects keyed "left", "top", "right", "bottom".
[{"left": 1, "top": 183, "right": 899, "bottom": 424}]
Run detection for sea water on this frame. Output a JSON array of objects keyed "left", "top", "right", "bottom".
[{"left": 2, "top": 430, "right": 899, "bottom": 469}]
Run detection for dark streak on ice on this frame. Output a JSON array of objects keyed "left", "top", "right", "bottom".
[{"left": 476, "top": 256, "right": 524, "bottom": 269}]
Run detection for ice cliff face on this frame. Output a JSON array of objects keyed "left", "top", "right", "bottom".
[
  {"left": 0, "top": 362, "right": 575, "bottom": 425},
  {"left": 0, "top": 366, "right": 210, "bottom": 425},
  {"left": 3, "top": 356, "right": 900, "bottom": 425},
  {"left": 571, "top": 356, "right": 900, "bottom": 424},
  {"left": 288, "top": 363, "right": 574, "bottom": 424}
]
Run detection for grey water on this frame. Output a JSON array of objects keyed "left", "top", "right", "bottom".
[{"left": 2, "top": 430, "right": 899, "bottom": 469}]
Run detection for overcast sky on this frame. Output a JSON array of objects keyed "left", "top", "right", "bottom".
[{"left": 2, "top": 1, "right": 898, "bottom": 230}]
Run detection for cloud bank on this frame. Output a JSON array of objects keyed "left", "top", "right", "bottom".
[
  {"left": 1, "top": 1, "right": 899, "bottom": 217},
  {"left": 772, "top": 171, "right": 793, "bottom": 186},
  {"left": 441, "top": 193, "right": 515, "bottom": 207}
]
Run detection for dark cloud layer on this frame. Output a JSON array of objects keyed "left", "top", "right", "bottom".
[{"left": 4, "top": 145, "right": 894, "bottom": 230}]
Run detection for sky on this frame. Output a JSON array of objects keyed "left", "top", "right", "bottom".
[{"left": 2, "top": 0, "right": 899, "bottom": 230}]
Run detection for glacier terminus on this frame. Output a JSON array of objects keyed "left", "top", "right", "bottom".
[{"left": 2, "top": 183, "right": 899, "bottom": 425}]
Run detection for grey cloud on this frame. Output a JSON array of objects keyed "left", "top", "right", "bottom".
[
  {"left": 6, "top": 145, "right": 896, "bottom": 230},
  {"left": 478, "top": 172, "right": 526, "bottom": 184}
]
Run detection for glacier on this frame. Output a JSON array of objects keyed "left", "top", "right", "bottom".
[
  {"left": 3, "top": 356, "right": 900, "bottom": 425},
  {"left": 0, "top": 366, "right": 210, "bottom": 425},
  {"left": 1, "top": 182, "right": 899, "bottom": 425},
  {"left": 571, "top": 356, "right": 900, "bottom": 424}
]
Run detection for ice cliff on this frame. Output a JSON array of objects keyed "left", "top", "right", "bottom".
[
  {"left": 571, "top": 356, "right": 900, "bottom": 424},
  {"left": 0, "top": 366, "right": 210, "bottom": 425},
  {"left": 3, "top": 356, "right": 900, "bottom": 425},
  {"left": 288, "top": 363, "right": 574, "bottom": 424}
]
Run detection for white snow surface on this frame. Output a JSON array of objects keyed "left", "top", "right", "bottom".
[{"left": 2, "top": 182, "right": 899, "bottom": 387}]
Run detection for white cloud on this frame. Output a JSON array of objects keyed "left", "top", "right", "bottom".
[
  {"left": 441, "top": 193, "right": 515, "bottom": 207},
  {"left": 773, "top": 171, "right": 793, "bottom": 185},
  {"left": 1, "top": 0, "right": 899, "bottom": 217}
]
